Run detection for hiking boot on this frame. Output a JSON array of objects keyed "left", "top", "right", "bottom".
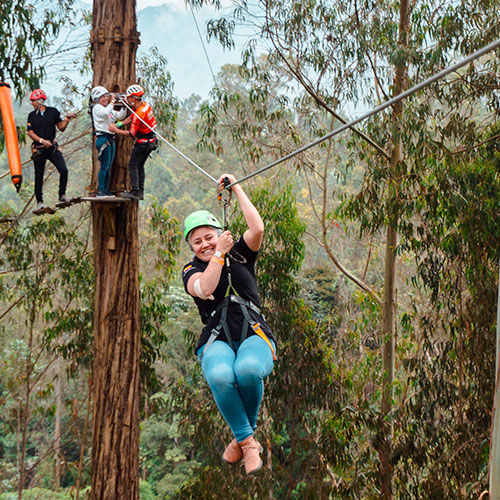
[
  {"left": 33, "top": 202, "right": 55, "bottom": 215},
  {"left": 239, "top": 436, "right": 263, "bottom": 474},
  {"left": 96, "top": 192, "right": 114, "bottom": 199},
  {"left": 121, "top": 191, "right": 140, "bottom": 200},
  {"left": 222, "top": 439, "right": 243, "bottom": 464},
  {"left": 138, "top": 191, "right": 144, "bottom": 200},
  {"left": 59, "top": 195, "right": 71, "bottom": 203}
]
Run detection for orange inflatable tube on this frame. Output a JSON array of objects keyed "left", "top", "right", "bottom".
[{"left": 0, "top": 83, "right": 22, "bottom": 192}]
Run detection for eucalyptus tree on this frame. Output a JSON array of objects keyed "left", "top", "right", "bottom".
[
  {"left": 0, "top": 214, "right": 94, "bottom": 497},
  {"left": 0, "top": 0, "right": 75, "bottom": 96},
  {"left": 188, "top": 0, "right": 499, "bottom": 496}
]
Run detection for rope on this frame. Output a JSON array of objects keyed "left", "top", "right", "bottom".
[
  {"left": 116, "top": 96, "right": 218, "bottom": 184},
  {"left": 32, "top": 42, "right": 88, "bottom": 61},
  {"left": 227, "top": 37, "right": 500, "bottom": 189}
]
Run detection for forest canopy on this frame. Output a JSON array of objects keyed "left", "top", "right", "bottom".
[{"left": 0, "top": 0, "right": 499, "bottom": 498}]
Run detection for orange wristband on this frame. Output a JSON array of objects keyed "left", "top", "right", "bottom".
[{"left": 211, "top": 256, "right": 224, "bottom": 266}]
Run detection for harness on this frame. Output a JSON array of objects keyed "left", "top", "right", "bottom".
[
  {"left": 135, "top": 131, "right": 158, "bottom": 153},
  {"left": 31, "top": 140, "right": 58, "bottom": 159},
  {"left": 95, "top": 133, "right": 114, "bottom": 160},
  {"left": 136, "top": 131, "right": 157, "bottom": 144},
  {"left": 200, "top": 178, "right": 276, "bottom": 360}
]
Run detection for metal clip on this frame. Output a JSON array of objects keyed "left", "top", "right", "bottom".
[
  {"left": 217, "top": 176, "right": 232, "bottom": 207},
  {"left": 217, "top": 177, "right": 232, "bottom": 230}
]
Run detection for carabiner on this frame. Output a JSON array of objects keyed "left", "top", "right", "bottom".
[
  {"left": 217, "top": 176, "right": 232, "bottom": 231},
  {"left": 217, "top": 176, "right": 232, "bottom": 207}
]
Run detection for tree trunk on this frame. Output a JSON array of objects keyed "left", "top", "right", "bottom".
[
  {"left": 379, "top": 0, "right": 410, "bottom": 497},
  {"left": 90, "top": 1, "right": 141, "bottom": 498},
  {"left": 54, "top": 357, "right": 63, "bottom": 490},
  {"left": 489, "top": 257, "right": 500, "bottom": 499},
  {"left": 380, "top": 223, "right": 397, "bottom": 499},
  {"left": 18, "top": 313, "right": 35, "bottom": 500}
]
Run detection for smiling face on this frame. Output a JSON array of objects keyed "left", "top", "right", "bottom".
[
  {"left": 189, "top": 226, "right": 219, "bottom": 262},
  {"left": 127, "top": 95, "right": 140, "bottom": 108},
  {"left": 98, "top": 93, "right": 111, "bottom": 106}
]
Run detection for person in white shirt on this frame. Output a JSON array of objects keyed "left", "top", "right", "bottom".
[{"left": 91, "top": 86, "right": 127, "bottom": 198}]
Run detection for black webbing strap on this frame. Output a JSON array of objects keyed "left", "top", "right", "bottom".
[
  {"left": 97, "top": 138, "right": 111, "bottom": 160},
  {"left": 200, "top": 295, "right": 263, "bottom": 358}
]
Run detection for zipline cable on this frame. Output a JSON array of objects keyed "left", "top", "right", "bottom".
[
  {"left": 188, "top": 0, "right": 254, "bottom": 183},
  {"left": 227, "top": 37, "right": 500, "bottom": 189},
  {"left": 188, "top": 2, "right": 218, "bottom": 85},
  {"left": 116, "top": 96, "right": 218, "bottom": 184}
]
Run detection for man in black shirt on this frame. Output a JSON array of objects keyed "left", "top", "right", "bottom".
[{"left": 27, "top": 89, "right": 77, "bottom": 213}]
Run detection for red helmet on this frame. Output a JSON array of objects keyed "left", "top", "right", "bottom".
[
  {"left": 126, "top": 84, "right": 144, "bottom": 98},
  {"left": 30, "top": 89, "right": 47, "bottom": 101}
]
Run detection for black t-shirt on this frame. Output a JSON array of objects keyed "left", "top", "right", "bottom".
[
  {"left": 27, "top": 107, "right": 63, "bottom": 142},
  {"left": 182, "top": 236, "right": 275, "bottom": 351}
]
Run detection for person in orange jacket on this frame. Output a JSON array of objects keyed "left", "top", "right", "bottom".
[{"left": 108, "top": 84, "right": 157, "bottom": 200}]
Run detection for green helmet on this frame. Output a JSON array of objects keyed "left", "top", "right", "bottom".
[{"left": 183, "top": 210, "right": 222, "bottom": 241}]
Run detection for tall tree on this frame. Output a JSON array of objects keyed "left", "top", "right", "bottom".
[
  {"left": 378, "top": 0, "right": 410, "bottom": 496},
  {"left": 190, "top": 0, "right": 498, "bottom": 495},
  {"left": 90, "top": 0, "right": 141, "bottom": 498},
  {"left": 0, "top": 0, "right": 74, "bottom": 96}
]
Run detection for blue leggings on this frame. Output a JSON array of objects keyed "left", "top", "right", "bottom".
[
  {"left": 95, "top": 135, "right": 115, "bottom": 193},
  {"left": 197, "top": 336, "right": 275, "bottom": 442}
]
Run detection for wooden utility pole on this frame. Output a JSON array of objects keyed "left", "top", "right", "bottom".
[{"left": 90, "top": 1, "right": 141, "bottom": 498}]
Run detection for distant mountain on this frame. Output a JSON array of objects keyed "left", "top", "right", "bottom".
[
  {"left": 42, "top": 1, "right": 242, "bottom": 101},
  {"left": 137, "top": 3, "right": 240, "bottom": 99}
]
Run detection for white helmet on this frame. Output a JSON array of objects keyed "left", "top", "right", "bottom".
[
  {"left": 91, "top": 86, "right": 109, "bottom": 102},
  {"left": 126, "top": 84, "right": 144, "bottom": 98}
]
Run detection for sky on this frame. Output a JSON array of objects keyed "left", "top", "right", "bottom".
[
  {"left": 135, "top": 0, "right": 206, "bottom": 10},
  {"left": 42, "top": 0, "right": 244, "bottom": 103}
]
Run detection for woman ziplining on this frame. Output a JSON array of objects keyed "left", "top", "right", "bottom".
[{"left": 182, "top": 173, "right": 276, "bottom": 474}]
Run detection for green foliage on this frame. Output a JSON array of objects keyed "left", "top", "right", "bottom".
[
  {"left": 140, "top": 415, "right": 199, "bottom": 498},
  {"left": 299, "top": 266, "right": 339, "bottom": 326},
  {"left": 0, "top": 0, "right": 75, "bottom": 96},
  {"left": 140, "top": 200, "right": 182, "bottom": 395},
  {"left": 138, "top": 47, "right": 179, "bottom": 140},
  {"left": 196, "top": 60, "right": 296, "bottom": 165},
  {"left": 392, "top": 125, "right": 499, "bottom": 497},
  {"left": 0, "top": 214, "right": 94, "bottom": 494},
  {"left": 236, "top": 182, "right": 305, "bottom": 308},
  {"left": 0, "top": 488, "right": 71, "bottom": 500}
]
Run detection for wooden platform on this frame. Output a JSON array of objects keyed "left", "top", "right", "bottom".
[
  {"left": 0, "top": 195, "right": 134, "bottom": 224},
  {"left": 80, "top": 196, "right": 131, "bottom": 203}
]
